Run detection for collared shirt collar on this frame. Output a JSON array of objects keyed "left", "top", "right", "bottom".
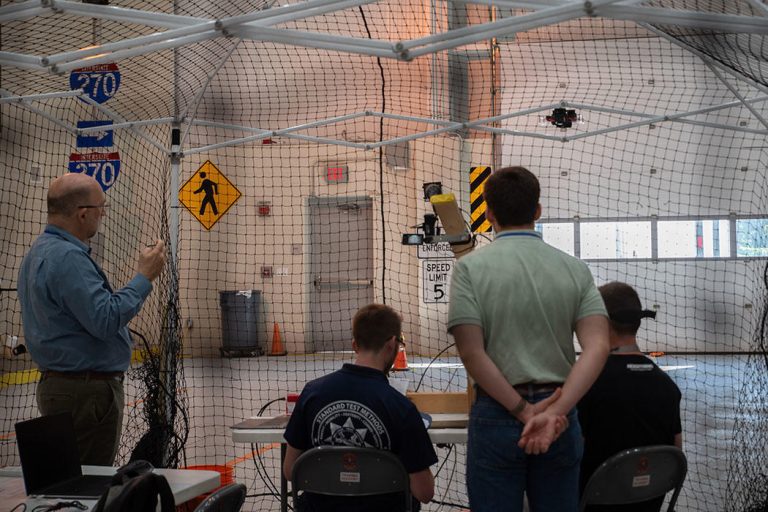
[
  {"left": 494, "top": 229, "right": 542, "bottom": 241},
  {"left": 341, "top": 363, "right": 388, "bottom": 381},
  {"left": 44, "top": 224, "right": 91, "bottom": 254}
]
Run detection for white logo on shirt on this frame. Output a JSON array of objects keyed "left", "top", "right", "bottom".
[{"left": 311, "top": 400, "right": 391, "bottom": 449}]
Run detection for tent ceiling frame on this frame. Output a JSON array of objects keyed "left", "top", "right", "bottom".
[
  {"left": 6, "top": 82, "right": 765, "bottom": 155},
  {"left": 1, "top": 0, "right": 767, "bottom": 72}
]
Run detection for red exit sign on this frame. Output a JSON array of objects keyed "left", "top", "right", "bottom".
[{"left": 325, "top": 164, "right": 348, "bottom": 183}]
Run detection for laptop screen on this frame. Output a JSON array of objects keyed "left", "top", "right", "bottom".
[{"left": 15, "top": 412, "right": 83, "bottom": 495}]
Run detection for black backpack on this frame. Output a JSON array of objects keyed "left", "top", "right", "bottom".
[{"left": 93, "top": 460, "right": 174, "bottom": 512}]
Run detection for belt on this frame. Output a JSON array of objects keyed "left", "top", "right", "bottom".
[
  {"left": 476, "top": 382, "right": 562, "bottom": 399},
  {"left": 41, "top": 370, "right": 124, "bottom": 381}
]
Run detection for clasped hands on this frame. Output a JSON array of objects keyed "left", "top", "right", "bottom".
[{"left": 514, "top": 388, "right": 569, "bottom": 455}]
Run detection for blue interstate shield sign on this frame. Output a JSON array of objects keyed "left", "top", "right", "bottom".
[
  {"left": 76, "top": 120, "right": 114, "bottom": 148},
  {"left": 68, "top": 152, "right": 121, "bottom": 191},
  {"left": 69, "top": 63, "right": 121, "bottom": 104}
]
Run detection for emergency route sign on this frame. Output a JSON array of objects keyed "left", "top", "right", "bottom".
[
  {"left": 179, "top": 160, "right": 241, "bottom": 230},
  {"left": 422, "top": 260, "right": 453, "bottom": 303}
]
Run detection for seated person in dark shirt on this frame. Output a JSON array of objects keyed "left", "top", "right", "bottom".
[
  {"left": 578, "top": 282, "right": 683, "bottom": 512},
  {"left": 283, "top": 304, "right": 438, "bottom": 511}
]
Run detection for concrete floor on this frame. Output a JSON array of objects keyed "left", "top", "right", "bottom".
[{"left": 1, "top": 353, "right": 765, "bottom": 511}]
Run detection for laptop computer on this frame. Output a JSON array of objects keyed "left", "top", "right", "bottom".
[{"left": 15, "top": 412, "right": 114, "bottom": 498}]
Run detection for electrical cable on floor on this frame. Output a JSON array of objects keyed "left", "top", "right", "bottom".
[
  {"left": 249, "top": 397, "right": 293, "bottom": 510},
  {"left": 441, "top": 439, "right": 461, "bottom": 510}
]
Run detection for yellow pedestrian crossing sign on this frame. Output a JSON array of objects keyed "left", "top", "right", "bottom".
[{"left": 179, "top": 160, "right": 241, "bottom": 230}]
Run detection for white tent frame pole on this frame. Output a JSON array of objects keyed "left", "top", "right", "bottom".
[
  {"left": 53, "top": 32, "right": 220, "bottom": 73},
  {"left": 45, "top": 22, "right": 218, "bottom": 66},
  {"left": 0, "top": 50, "right": 44, "bottom": 65},
  {"left": 79, "top": 95, "right": 169, "bottom": 155},
  {"left": 675, "top": 118, "right": 767, "bottom": 135},
  {"left": 78, "top": 117, "right": 175, "bottom": 132},
  {"left": 50, "top": 0, "right": 204, "bottom": 28},
  {"left": 464, "top": 103, "right": 562, "bottom": 126},
  {"left": 365, "top": 125, "right": 465, "bottom": 149},
  {"left": 0, "top": 59, "right": 46, "bottom": 72},
  {"left": 169, "top": 123, "right": 181, "bottom": 265},
  {"left": 188, "top": 112, "right": 366, "bottom": 135},
  {"left": 0, "top": 6, "right": 46, "bottom": 24},
  {"left": 223, "top": 0, "right": 377, "bottom": 28},
  {"left": 233, "top": 25, "right": 392, "bottom": 50},
  {"left": 599, "top": 6, "right": 768, "bottom": 34},
  {"left": 187, "top": 120, "right": 273, "bottom": 133},
  {"left": 271, "top": 132, "right": 368, "bottom": 147},
  {"left": 0, "top": 0, "right": 41, "bottom": 17},
  {"left": 179, "top": 40, "right": 241, "bottom": 149},
  {"left": 46, "top": 0, "right": 383, "bottom": 68},
  {"left": 705, "top": 61, "right": 768, "bottom": 132},
  {"left": 472, "top": 125, "right": 568, "bottom": 141},
  {"left": 184, "top": 135, "right": 279, "bottom": 155},
  {"left": 400, "top": 0, "right": 625, "bottom": 58},
  {"left": 744, "top": 0, "right": 768, "bottom": 17},
  {"left": 271, "top": 112, "right": 369, "bottom": 135},
  {"left": 0, "top": 89, "right": 82, "bottom": 103},
  {"left": 568, "top": 96, "right": 768, "bottom": 125},
  {"left": 0, "top": 88, "right": 78, "bottom": 133}
]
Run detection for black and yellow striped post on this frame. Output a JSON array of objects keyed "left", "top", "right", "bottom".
[{"left": 470, "top": 165, "right": 492, "bottom": 233}]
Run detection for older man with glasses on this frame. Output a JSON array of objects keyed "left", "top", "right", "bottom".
[{"left": 17, "top": 172, "right": 166, "bottom": 465}]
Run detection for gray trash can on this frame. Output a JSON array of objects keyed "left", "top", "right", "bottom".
[{"left": 219, "top": 290, "right": 264, "bottom": 357}]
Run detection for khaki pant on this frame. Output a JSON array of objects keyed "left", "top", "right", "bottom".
[{"left": 36, "top": 374, "right": 124, "bottom": 465}]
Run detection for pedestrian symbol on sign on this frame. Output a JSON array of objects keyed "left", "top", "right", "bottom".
[
  {"left": 179, "top": 161, "right": 241, "bottom": 230},
  {"left": 194, "top": 172, "right": 219, "bottom": 216}
]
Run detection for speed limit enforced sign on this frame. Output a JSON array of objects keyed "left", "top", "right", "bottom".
[
  {"left": 68, "top": 152, "right": 121, "bottom": 191},
  {"left": 69, "top": 63, "right": 121, "bottom": 104},
  {"left": 422, "top": 260, "right": 453, "bottom": 303}
]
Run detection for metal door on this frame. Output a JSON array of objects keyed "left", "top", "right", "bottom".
[{"left": 308, "top": 196, "right": 374, "bottom": 351}]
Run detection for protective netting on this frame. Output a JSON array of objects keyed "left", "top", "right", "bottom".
[{"left": 2, "top": 1, "right": 768, "bottom": 511}]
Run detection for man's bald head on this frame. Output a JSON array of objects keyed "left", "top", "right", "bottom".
[{"left": 48, "top": 173, "right": 102, "bottom": 217}]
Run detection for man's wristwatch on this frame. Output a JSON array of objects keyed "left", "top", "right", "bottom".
[{"left": 510, "top": 397, "right": 527, "bottom": 416}]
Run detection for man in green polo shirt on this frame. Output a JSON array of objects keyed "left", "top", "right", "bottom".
[{"left": 448, "top": 166, "right": 609, "bottom": 512}]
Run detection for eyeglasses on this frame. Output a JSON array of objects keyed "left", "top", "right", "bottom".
[{"left": 78, "top": 203, "right": 109, "bottom": 210}]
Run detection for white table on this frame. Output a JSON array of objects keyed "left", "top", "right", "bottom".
[
  {"left": 231, "top": 413, "right": 468, "bottom": 512},
  {"left": 0, "top": 465, "right": 220, "bottom": 511}
]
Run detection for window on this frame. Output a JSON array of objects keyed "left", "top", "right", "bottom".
[
  {"left": 736, "top": 219, "right": 768, "bottom": 257},
  {"left": 536, "top": 222, "right": 574, "bottom": 255},
  {"left": 580, "top": 221, "right": 652, "bottom": 259},
  {"left": 658, "top": 220, "right": 731, "bottom": 258}
]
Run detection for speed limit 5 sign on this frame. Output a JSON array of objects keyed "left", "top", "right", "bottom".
[{"left": 422, "top": 260, "right": 453, "bottom": 303}]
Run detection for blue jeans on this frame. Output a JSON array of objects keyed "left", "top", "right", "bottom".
[{"left": 467, "top": 392, "right": 583, "bottom": 512}]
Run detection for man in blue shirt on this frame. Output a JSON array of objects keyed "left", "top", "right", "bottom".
[
  {"left": 17, "top": 172, "right": 166, "bottom": 465},
  {"left": 283, "top": 304, "right": 437, "bottom": 511}
]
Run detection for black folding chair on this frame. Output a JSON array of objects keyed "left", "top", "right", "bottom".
[
  {"left": 291, "top": 446, "right": 411, "bottom": 512},
  {"left": 579, "top": 445, "right": 687, "bottom": 512},
  {"left": 193, "top": 482, "right": 247, "bottom": 512}
]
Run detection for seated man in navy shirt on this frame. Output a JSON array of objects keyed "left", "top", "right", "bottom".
[
  {"left": 578, "top": 282, "right": 683, "bottom": 512},
  {"left": 283, "top": 304, "right": 437, "bottom": 511}
]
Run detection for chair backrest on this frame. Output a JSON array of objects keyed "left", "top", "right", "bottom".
[
  {"left": 291, "top": 446, "right": 411, "bottom": 512},
  {"left": 579, "top": 445, "right": 687, "bottom": 512},
  {"left": 193, "top": 483, "right": 247, "bottom": 512}
]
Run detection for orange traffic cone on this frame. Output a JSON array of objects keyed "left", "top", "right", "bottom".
[
  {"left": 269, "top": 322, "right": 287, "bottom": 356},
  {"left": 392, "top": 344, "right": 408, "bottom": 371}
]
